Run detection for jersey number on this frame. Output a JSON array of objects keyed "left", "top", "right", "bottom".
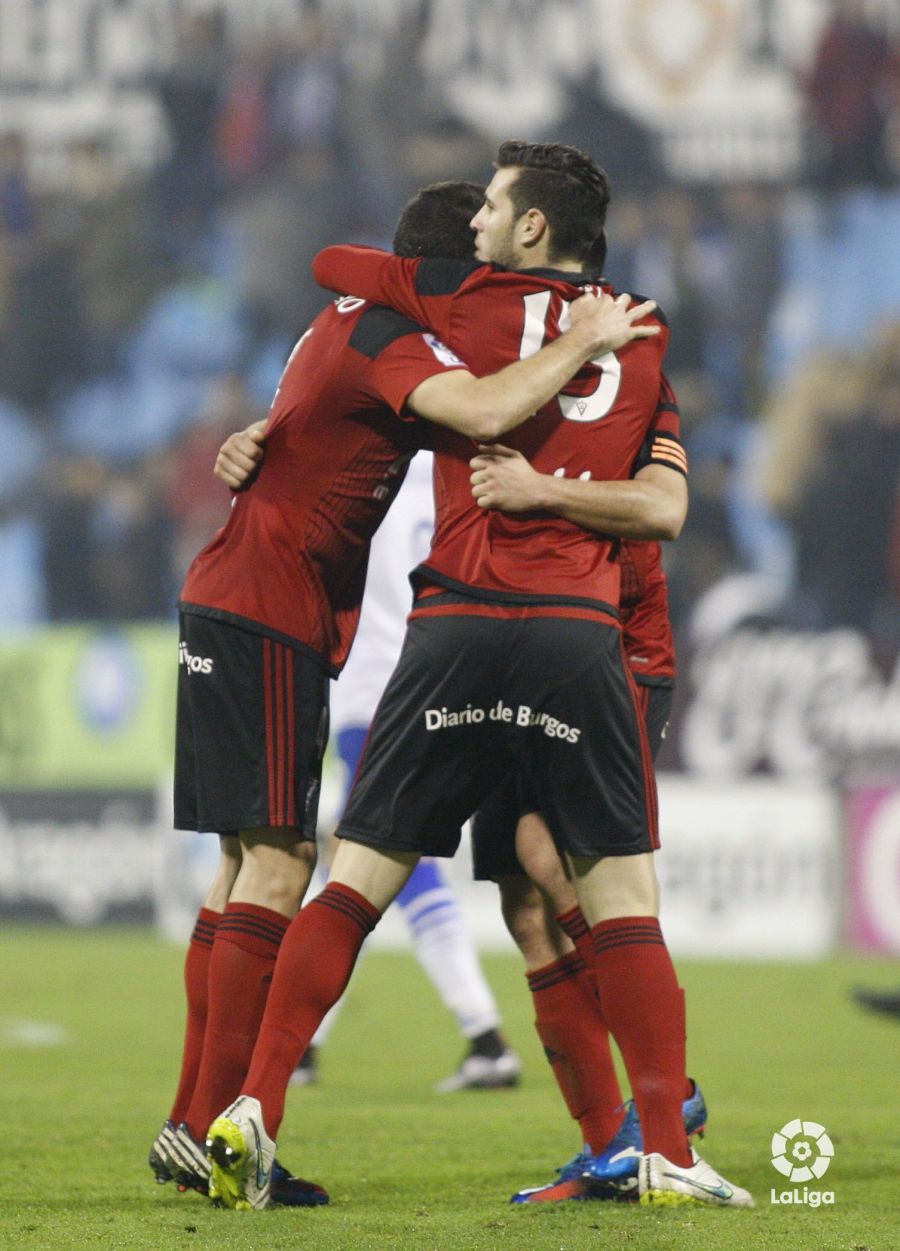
[{"left": 518, "top": 291, "right": 621, "bottom": 423}]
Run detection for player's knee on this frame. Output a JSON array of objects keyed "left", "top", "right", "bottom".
[
  {"left": 570, "top": 851, "right": 660, "bottom": 923},
  {"left": 238, "top": 828, "right": 317, "bottom": 911}
]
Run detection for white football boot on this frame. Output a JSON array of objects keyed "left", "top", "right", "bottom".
[
  {"left": 639, "top": 1147, "right": 754, "bottom": 1208},
  {"left": 206, "top": 1095, "right": 276, "bottom": 1210}
]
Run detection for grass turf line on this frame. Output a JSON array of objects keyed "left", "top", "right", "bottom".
[{"left": 2, "top": 927, "right": 897, "bottom": 1250}]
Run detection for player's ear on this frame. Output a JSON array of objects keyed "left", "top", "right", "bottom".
[{"left": 519, "top": 207, "right": 548, "bottom": 247}]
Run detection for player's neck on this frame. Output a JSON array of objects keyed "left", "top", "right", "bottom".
[
  {"left": 548, "top": 253, "right": 585, "bottom": 273},
  {"left": 517, "top": 243, "right": 584, "bottom": 274}
]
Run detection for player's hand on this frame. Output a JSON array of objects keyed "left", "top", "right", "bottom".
[
  {"left": 567, "top": 290, "right": 659, "bottom": 354},
  {"left": 214, "top": 420, "right": 267, "bottom": 490},
  {"left": 470, "top": 444, "right": 545, "bottom": 512}
]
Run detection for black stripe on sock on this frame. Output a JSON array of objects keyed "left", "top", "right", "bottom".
[
  {"left": 527, "top": 953, "right": 586, "bottom": 992},
  {"left": 593, "top": 934, "right": 665, "bottom": 956},
  {"left": 313, "top": 888, "right": 378, "bottom": 935},
  {"left": 218, "top": 914, "right": 287, "bottom": 946}
]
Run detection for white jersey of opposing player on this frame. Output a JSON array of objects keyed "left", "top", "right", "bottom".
[{"left": 331, "top": 450, "right": 435, "bottom": 734}]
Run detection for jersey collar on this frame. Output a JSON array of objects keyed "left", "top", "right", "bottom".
[{"left": 515, "top": 265, "right": 602, "bottom": 286}]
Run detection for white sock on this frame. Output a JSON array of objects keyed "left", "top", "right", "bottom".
[{"left": 397, "top": 858, "right": 501, "bottom": 1040}]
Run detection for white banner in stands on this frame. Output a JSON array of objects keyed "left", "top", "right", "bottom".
[{"left": 1, "top": 0, "right": 872, "bottom": 183}]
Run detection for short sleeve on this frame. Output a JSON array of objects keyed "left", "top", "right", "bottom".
[{"left": 363, "top": 323, "right": 467, "bottom": 417}]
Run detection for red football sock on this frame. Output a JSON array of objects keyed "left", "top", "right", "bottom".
[
  {"left": 556, "top": 903, "right": 633, "bottom": 1137},
  {"left": 528, "top": 951, "right": 625, "bottom": 1150},
  {"left": 183, "top": 902, "right": 289, "bottom": 1140},
  {"left": 243, "top": 882, "right": 381, "bottom": 1138},
  {"left": 590, "top": 916, "right": 691, "bottom": 1167},
  {"left": 558, "top": 905, "right": 693, "bottom": 1105},
  {"left": 556, "top": 904, "right": 595, "bottom": 968},
  {"left": 168, "top": 907, "right": 220, "bottom": 1125}
]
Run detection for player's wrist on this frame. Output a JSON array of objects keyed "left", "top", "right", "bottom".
[
  {"left": 535, "top": 472, "right": 562, "bottom": 512},
  {"left": 564, "top": 319, "right": 603, "bottom": 359}
]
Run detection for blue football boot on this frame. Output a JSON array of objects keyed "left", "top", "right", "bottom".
[{"left": 510, "top": 1081, "right": 707, "bottom": 1204}]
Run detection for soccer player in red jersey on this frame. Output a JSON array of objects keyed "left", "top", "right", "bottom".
[
  {"left": 206, "top": 144, "right": 753, "bottom": 1211},
  {"left": 464, "top": 431, "right": 705, "bottom": 1203},
  {"left": 150, "top": 177, "right": 653, "bottom": 1201}
]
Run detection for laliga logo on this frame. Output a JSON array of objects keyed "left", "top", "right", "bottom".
[
  {"left": 770, "top": 1119, "right": 835, "bottom": 1207},
  {"left": 771, "top": 1119, "right": 834, "bottom": 1181}
]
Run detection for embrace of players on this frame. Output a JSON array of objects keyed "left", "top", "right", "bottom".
[{"left": 151, "top": 140, "right": 755, "bottom": 1213}]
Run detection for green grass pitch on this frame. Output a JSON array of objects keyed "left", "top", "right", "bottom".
[{"left": 3, "top": 926, "right": 897, "bottom": 1250}]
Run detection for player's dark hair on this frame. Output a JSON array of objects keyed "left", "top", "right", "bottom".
[
  {"left": 392, "top": 181, "right": 485, "bottom": 260},
  {"left": 496, "top": 140, "right": 610, "bottom": 265},
  {"left": 585, "top": 228, "right": 608, "bottom": 273}
]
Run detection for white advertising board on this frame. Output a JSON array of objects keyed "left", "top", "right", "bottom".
[
  {"left": 367, "top": 776, "right": 843, "bottom": 959},
  {"left": 656, "top": 775, "right": 841, "bottom": 959}
]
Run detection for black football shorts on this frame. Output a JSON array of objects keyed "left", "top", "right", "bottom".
[
  {"left": 337, "top": 613, "right": 657, "bottom": 859},
  {"left": 174, "top": 611, "right": 329, "bottom": 837},
  {"left": 471, "top": 681, "right": 673, "bottom": 880}
]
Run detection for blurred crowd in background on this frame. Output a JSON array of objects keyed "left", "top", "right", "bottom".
[{"left": 2, "top": 0, "right": 900, "bottom": 662}]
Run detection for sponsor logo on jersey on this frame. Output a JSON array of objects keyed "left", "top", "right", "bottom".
[
  {"left": 178, "top": 642, "right": 214, "bottom": 675},
  {"left": 423, "top": 699, "right": 580, "bottom": 743},
  {"left": 422, "top": 333, "right": 465, "bottom": 368}
]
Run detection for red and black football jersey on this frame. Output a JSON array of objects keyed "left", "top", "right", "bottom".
[
  {"left": 180, "top": 297, "right": 466, "bottom": 674},
  {"left": 620, "top": 543, "right": 674, "bottom": 682},
  {"left": 314, "top": 247, "right": 672, "bottom": 621}
]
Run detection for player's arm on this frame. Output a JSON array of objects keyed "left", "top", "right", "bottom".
[
  {"left": 469, "top": 447, "right": 687, "bottom": 540},
  {"left": 213, "top": 419, "right": 267, "bottom": 490},
  {"left": 313, "top": 246, "right": 445, "bottom": 326},
  {"left": 406, "top": 292, "right": 659, "bottom": 443}
]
